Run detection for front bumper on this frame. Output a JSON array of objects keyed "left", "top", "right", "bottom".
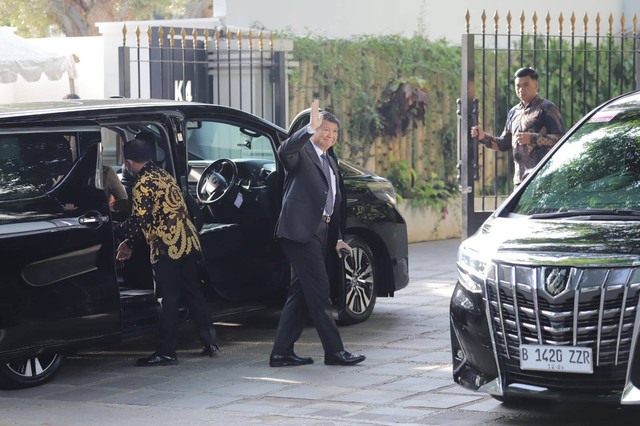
[{"left": 450, "top": 279, "right": 640, "bottom": 404}]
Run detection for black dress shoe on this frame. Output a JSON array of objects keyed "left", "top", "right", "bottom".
[
  {"left": 135, "top": 353, "right": 178, "bottom": 367},
  {"left": 269, "top": 353, "right": 313, "bottom": 367},
  {"left": 201, "top": 343, "right": 220, "bottom": 357},
  {"left": 324, "top": 350, "right": 366, "bottom": 366}
]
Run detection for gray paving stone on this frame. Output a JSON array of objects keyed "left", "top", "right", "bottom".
[
  {"left": 403, "top": 350, "right": 454, "bottom": 364},
  {"left": 206, "top": 379, "right": 293, "bottom": 396},
  {"left": 329, "top": 388, "right": 419, "bottom": 404},
  {"left": 365, "top": 361, "right": 430, "bottom": 377},
  {"left": 270, "top": 384, "right": 352, "bottom": 400},
  {"left": 40, "top": 386, "right": 135, "bottom": 402},
  {"left": 398, "top": 393, "right": 484, "bottom": 409},
  {"left": 418, "top": 410, "right": 504, "bottom": 425},
  {"left": 347, "top": 406, "right": 434, "bottom": 423},
  {"left": 1, "top": 383, "right": 76, "bottom": 400},
  {"left": 162, "top": 393, "right": 245, "bottom": 408},
  {"left": 150, "top": 376, "right": 232, "bottom": 392},
  {"left": 100, "top": 389, "right": 185, "bottom": 406},
  {"left": 314, "top": 372, "right": 391, "bottom": 387},
  {"left": 375, "top": 377, "right": 452, "bottom": 392},
  {"left": 286, "top": 400, "right": 366, "bottom": 416},
  {"left": 358, "top": 348, "right": 424, "bottom": 362},
  {"left": 96, "top": 374, "right": 174, "bottom": 390}
]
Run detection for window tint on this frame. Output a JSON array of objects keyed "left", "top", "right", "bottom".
[
  {"left": 0, "top": 133, "right": 75, "bottom": 201},
  {"left": 513, "top": 109, "right": 640, "bottom": 214},
  {"left": 186, "top": 121, "right": 275, "bottom": 162},
  {"left": 339, "top": 160, "right": 368, "bottom": 177}
]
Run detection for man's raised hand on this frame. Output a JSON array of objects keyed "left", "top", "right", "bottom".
[{"left": 309, "top": 99, "right": 322, "bottom": 132}]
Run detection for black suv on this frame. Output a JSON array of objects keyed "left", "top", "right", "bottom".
[
  {"left": 0, "top": 99, "right": 408, "bottom": 388},
  {"left": 451, "top": 90, "right": 640, "bottom": 404}
]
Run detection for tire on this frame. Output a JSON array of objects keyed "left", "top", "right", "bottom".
[
  {"left": 0, "top": 353, "right": 65, "bottom": 389},
  {"left": 338, "top": 235, "right": 377, "bottom": 324}
]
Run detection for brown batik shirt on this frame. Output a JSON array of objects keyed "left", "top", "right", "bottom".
[
  {"left": 480, "top": 95, "right": 566, "bottom": 185},
  {"left": 117, "top": 162, "right": 201, "bottom": 264}
]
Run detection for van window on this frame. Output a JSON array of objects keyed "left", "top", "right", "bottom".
[
  {"left": 186, "top": 121, "right": 275, "bottom": 162},
  {"left": 0, "top": 133, "right": 75, "bottom": 201},
  {"left": 513, "top": 108, "right": 640, "bottom": 214},
  {"left": 0, "top": 130, "right": 106, "bottom": 202}
]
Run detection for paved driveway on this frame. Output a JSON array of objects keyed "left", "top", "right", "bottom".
[{"left": 2, "top": 239, "right": 640, "bottom": 425}]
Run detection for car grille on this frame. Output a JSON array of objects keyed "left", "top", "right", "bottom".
[{"left": 486, "top": 263, "right": 640, "bottom": 390}]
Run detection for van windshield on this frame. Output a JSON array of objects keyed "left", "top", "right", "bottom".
[{"left": 513, "top": 108, "right": 640, "bottom": 215}]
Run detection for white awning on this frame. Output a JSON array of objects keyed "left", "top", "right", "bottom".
[{"left": 0, "top": 30, "right": 78, "bottom": 84}]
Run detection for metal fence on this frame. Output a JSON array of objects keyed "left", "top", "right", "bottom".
[
  {"left": 458, "top": 9, "right": 640, "bottom": 238},
  {"left": 117, "top": 25, "right": 292, "bottom": 127}
]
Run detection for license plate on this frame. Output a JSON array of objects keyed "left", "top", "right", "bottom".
[{"left": 520, "top": 344, "right": 593, "bottom": 374}]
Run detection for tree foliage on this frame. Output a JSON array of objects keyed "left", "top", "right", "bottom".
[{"left": 0, "top": 0, "right": 211, "bottom": 37}]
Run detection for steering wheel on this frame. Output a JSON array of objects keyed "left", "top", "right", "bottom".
[{"left": 196, "top": 158, "right": 238, "bottom": 205}]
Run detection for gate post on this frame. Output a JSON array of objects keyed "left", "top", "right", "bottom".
[
  {"left": 460, "top": 34, "right": 475, "bottom": 240},
  {"left": 118, "top": 46, "right": 131, "bottom": 98},
  {"left": 636, "top": 34, "right": 640, "bottom": 90},
  {"left": 272, "top": 51, "right": 288, "bottom": 128}
]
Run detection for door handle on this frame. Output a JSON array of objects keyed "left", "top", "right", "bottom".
[{"left": 78, "top": 211, "right": 107, "bottom": 228}]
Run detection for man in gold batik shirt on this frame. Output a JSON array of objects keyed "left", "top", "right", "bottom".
[{"left": 115, "top": 136, "right": 219, "bottom": 366}]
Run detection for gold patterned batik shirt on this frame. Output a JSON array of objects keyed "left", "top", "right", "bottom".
[{"left": 117, "top": 162, "right": 201, "bottom": 263}]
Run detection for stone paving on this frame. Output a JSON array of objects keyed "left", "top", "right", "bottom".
[{"left": 3, "top": 239, "right": 640, "bottom": 425}]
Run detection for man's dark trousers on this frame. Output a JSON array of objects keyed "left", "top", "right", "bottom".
[
  {"left": 272, "top": 221, "right": 344, "bottom": 355},
  {"left": 153, "top": 255, "right": 215, "bottom": 356}
]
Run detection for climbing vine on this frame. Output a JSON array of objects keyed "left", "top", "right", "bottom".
[{"left": 287, "top": 34, "right": 461, "bottom": 211}]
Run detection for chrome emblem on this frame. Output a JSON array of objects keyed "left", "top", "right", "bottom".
[{"left": 544, "top": 268, "right": 569, "bottom": 296}]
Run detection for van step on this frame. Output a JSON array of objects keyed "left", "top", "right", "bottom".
[{"left": 120, "top": 288, "right": 156, "bottom": 305}]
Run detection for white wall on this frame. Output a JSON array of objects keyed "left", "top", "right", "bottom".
[{"left": 223, "top": 0, "right": 633, "bottom": 42}]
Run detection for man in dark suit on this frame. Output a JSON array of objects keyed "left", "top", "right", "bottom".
[{"left": 270, "top": 100, "right": 366, "bottom": 367}]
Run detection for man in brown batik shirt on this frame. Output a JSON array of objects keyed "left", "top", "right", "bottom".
[{"left": 472, "top": 67, "right": 567, "bottom": 187}]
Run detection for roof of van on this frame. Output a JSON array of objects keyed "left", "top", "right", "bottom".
[
  {"left": 0, "top": 98, "right": 203, "bottom": 117},
  {"left": 0, "top": 98, "right": 288, "bottom": 134}
]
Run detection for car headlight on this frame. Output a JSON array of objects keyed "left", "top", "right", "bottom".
[
  {"left": 367, "top": 180, "right": 397, "bottom": 206},
  {"left": 457, "top": 242, "right": 490, "bottom": 294}
]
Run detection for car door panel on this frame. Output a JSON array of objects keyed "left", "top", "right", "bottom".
[{"left": 0, "top": 137, "right": 121, "bottom": 357}]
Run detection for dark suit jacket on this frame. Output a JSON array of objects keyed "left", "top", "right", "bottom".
[{"left": 275, "top": 126, "right": 344, "bottom": 243}]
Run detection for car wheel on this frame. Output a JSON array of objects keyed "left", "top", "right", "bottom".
[
  {"left": 338, "top": 236, "right": 377, "bottom": 324},
  {"left": 0, "top": 353, "right": 65, "bottom": 389}
]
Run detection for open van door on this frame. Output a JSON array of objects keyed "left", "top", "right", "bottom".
[
  {"left": 179, "top": 107, "right": 289, "bottom": 304},
  {"left": 287, "top": 108, "right": 311, "bottom": 136}
]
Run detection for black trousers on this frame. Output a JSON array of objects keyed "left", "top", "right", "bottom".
[
  {"left": 272, "top": 221, "right": 344, "bottom": 355},
  {"left": 152, "top": 255, "right": 215, "bottom": 357}
]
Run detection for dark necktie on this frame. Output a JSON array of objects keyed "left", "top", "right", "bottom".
[{"left": 321, "top": 153, "right": 334, "bottom": 216}]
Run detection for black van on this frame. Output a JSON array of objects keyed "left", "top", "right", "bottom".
[
  {"left": 450, "top": 90, "right": 640, "bottom": 404},
  {"left": 0, "top": 99, "right": 408, "bottom": 388}
]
